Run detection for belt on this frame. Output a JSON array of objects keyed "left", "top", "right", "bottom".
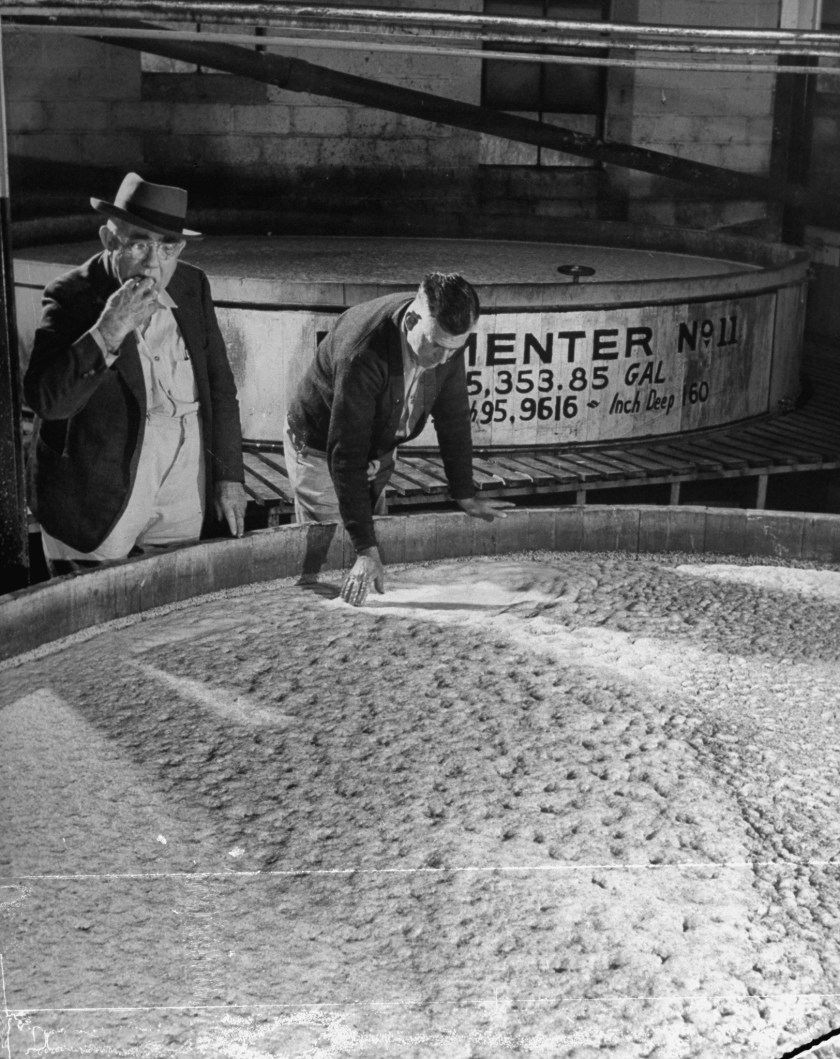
[{"left": 286, "top": 418, "right": 395, "bottom": 466}]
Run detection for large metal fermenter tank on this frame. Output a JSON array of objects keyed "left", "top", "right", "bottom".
[{"left": 14, "top": 222, "right": 809, "bottom": 450}]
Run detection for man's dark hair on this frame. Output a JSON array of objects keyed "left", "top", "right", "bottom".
[{"left": 420, "top": 272, "right": 480, "bottom": 335}]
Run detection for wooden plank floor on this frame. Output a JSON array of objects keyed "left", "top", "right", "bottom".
[{"left": 237, "top": 340, "right": 840, "bottom": 521}]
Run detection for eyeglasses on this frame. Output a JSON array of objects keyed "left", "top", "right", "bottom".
[{"left": 115, "top": 235, "right": 185, "bottom": 260}]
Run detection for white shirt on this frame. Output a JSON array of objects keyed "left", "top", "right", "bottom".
[
  {"left": 396, "top": 331, "right": 428, "bottom": 441},
  {"left": 135, "top": 289, "right": 198, "bottom": 416},
  {"left": 95, "top": 286, "right": 198, "bottom": 416}
]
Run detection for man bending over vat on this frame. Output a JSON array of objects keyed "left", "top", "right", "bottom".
[
  {"left": 24, "top": 173, "right": 248, "bottom": 577},
  {"left": 284, "top": 271, "right": 513, "bottom": 606}
]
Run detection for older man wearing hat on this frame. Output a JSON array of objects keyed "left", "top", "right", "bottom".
[{"left": 24, "top": 172, "right": 248, "bottom": 575}]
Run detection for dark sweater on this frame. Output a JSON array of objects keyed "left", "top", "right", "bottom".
[{"left": 287, "top": 292, "right": 476, "bottom": 551}]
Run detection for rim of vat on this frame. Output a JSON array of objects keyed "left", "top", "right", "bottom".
[
  {"left": 12, "top": 218, "right": 810, "bottom": 310},
  {"left": 2, "top": 505, "right": 838, "bottom": 666}
]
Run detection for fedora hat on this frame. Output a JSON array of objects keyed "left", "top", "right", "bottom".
[{"left": 91, "top": 172, "right": 202, "bottom": 239}]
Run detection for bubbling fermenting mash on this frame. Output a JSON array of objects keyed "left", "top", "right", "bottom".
[{"left": 3, "top": 551, "right": 840, "bottom": 1058}]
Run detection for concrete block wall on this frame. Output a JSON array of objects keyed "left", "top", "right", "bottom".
[
  {"left": 4, "top": 33, "right": 142, "bottom": 170},
  {"left": 3, "top": 0, "right": 482, "bottom": 183},
  {"left": 606, "top": 0, "right": 780, "bottom": 230},
  {"left": 177, "top": 38, "right": 482, "bottom": 175},
  {"left": 2, "top": 0, "right": 784, "bottom": 233}
]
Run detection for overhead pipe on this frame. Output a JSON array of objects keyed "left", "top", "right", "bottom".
[
  {"left": 11, "top": 21, "right": 840, "bottom": 75},
  {"left": 12, "top": 18, "right": 840, "bottom": 64},
  {"left": 7, "top": 0, "right": 840, "bottom": 54}
]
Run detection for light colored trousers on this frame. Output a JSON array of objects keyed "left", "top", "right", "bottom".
[
  {"left": 41, "top": 411, "right": 205, "bottom": 562},
  {"left": 283, "top": 417, "right": 391, "bottom": 525}
]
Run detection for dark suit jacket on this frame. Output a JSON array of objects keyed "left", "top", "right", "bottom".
[
  {"left": 24, "top": 252, "right": 244, "bottom": 553},
  {"left": 287, "top": 292, "right": 476, "bottom": 551}
]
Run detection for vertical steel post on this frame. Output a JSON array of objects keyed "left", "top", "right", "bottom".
[
  {"left": 773, "top": 0, "right": 820, "bottom": 243},
  {"left": 0, "top": 18, "right": 29, "bottom": 592}
]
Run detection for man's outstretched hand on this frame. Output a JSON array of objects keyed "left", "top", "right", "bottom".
[
  {"left": 457, "top": 497, "right": 515, "bottom": 522},
  {"left": 338, "top": 501, "right": 513, "bottom": 607},
  {"left": 341, "top": 546, "right": 385, "bottom": 607},
  {"left": 214, "top": 479, "right": 248, "bottom": 538}
]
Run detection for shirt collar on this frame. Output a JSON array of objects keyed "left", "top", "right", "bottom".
[
  {"left": 396, "top": 306, "right": 424, "bottom": 375},
  {"left": 156, "top": 286, "right": 177, "bottom": 310}
]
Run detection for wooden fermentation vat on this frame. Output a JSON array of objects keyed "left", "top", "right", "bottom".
[{"left": 14, "top": 222, "right": 809, "bottom": 450}]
